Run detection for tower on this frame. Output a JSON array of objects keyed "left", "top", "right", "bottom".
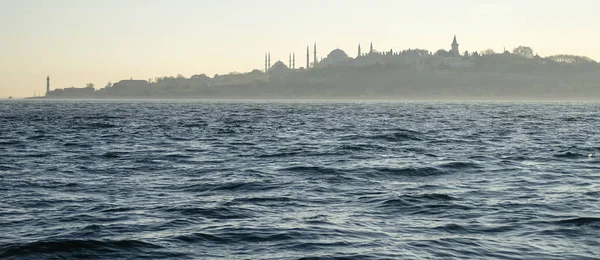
[
  {"left": 293, "top": 53, "right": 296, "bottom": 69},
  {"left": 306, "top": 45, "right": 310, "bottom": 69},
  {"left": 313, "top": 43, "right": 317, "bottom": 67},
  {"left": 451, "top": 35, "right": 459, "bottom": 56},
  {"left": 370, "top": 42, "right": 373, "bottom": 54},
  {"left": 358, "top": 44, "right": 361, "bottom": 58},
  {"left": 46, "top": 76, "right": 50, "bottom": 96}
]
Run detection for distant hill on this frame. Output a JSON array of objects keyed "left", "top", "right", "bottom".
[{"left": 44, "top": 52, "right": 600, "bottom": 101}]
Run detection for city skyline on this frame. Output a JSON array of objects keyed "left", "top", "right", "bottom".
[{"left": 1, "top": 0, "right": 600, "bottom": 97}]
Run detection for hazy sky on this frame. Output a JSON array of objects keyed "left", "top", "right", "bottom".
[{"left": 1, "top": 0, "right": 599, "bottom": 97}]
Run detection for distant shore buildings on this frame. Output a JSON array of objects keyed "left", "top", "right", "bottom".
[
  {"left": 41, "top": 34, "right": 600, "bottom": 99},
  {"left": 46, "top": 35, "right": 474, "bottom": 96},
  {"left": 263, "top": 35, "right": 475, "bottom": 74}
]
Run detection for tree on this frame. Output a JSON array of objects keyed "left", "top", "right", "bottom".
[
  {"left": 191, "top": 74, "right": 210, "bottom": 80},
  {"left": 546, "top": 54, "right": 597, "bottom": 65},
  {"left": 435, "top": 49, "right": 449, "bottom": 57},
  {"left": 412, "top": 49, "right": 430, "bottom": 56},
  {"left": 85, "top": 83, "right": 94, "bottom": 89},
  {"left": 105, "top": 82, "right": 112, "bottom": 88},
  {"left": 482, "top": 49, "right": 496, "bottom": 56},
  {"left": 512, "top": 46, "right": 534, "bottom": 58}
]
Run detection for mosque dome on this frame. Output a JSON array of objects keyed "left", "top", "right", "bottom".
[
  {"left": 268, "top": 60, "right": 291, "bottom": 77},
  {"left": 327, "top": 49, "right": 350, "bottom": 61},
  {"left": 269, "top": 61, "right": 289, "bottom": 73}
]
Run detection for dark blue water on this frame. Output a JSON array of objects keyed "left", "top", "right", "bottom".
[{"left": 1, "top": 100, "right": 599, "bottom": 259}]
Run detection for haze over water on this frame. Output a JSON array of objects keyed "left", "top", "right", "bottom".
[{"left": 1, "top": 100, "right": 599, "bottom": 259}]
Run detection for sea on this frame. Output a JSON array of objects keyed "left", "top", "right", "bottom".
[{"left": 1, "top": 100, "right": 599, "bottom": 259}]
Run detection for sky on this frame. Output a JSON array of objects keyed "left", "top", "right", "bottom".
[{"left": 1, "top": 0, "right": 599, "bottom": 97}]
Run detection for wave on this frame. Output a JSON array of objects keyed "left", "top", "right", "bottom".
[
  {"left": 377, "top": 193, "right": 473, "bottom": 215},
  {"left": 163, "top": 153, "right": 194, "bottom": 159},
  {"left": 206, "top": 181, "right": 280, "bottom": 192},
  {"left": 25, "top": 135, "right": 48, "bottom": 140},
  {"left": 101, "top": 152, "right": 126, "bottom": 158},
  {"left": 163, "top": 206, "right": 255, "bottom": 219},
  {"left": 225, "top": 196, "right": 299, "bottom": 207},
  {"left": 171, "top": 232, "right": 227, "bottom": 243},
  {"left": 100, "top": 206, "right": 135, "bottom": 213},
  {"left": 368, "top": 166, "right": 447, "bottom": 177},
  {"left": 172, "top": 229, "right": 310, "bottom": 246},
  {"left": 0, "top": 140, "right": 22, "bottom": 146},
  {"left": 555, "top": 217, "right": 600, "bottom": 226},
  {"left": 63, "top": 142, "right": 93, "bottom": 148},
  {"left": 282, "top": 166, "right": 345, "bottom": 175},
  {"left": 339, "top": 143, "right": 387, "bottom": 151},
  {"left": 373, "top": 132, "right": 422, "bottom": 142},
  {"left": 71, "top": 115, "right": 124, "bottom": 120},
  {"left": 553, "top": 152, "right": 585, "bottom": 159},
  {"left": 379, "top": 193, "right": 457, "bottom": 207},
  {"left": 257, "top": 151, "right": 301, "bottom": 158},
  {"left": 342, "top": 129, "right": 422, "bottom": 142},
  {"left": 179, "top": 123, "right": 208, "bottom": 128},
  {"left": 561, "top": 117, "right": 582, "bottom": 122},
  {"left": 434, "top": 223, "right": 470, "bottom": 234},
  {"left": 82, "top": 122, "right": 117, "bottom": 129},
  {"left": 0, "top": 164, "right": 16, "bottom": 171},
  {"left": 0, "top": 239, "right": 163, "bottom": 259},
  {"left": 439, "top": 162, "right": 481, "bottom": 169},
  {"left": 24, "top": 153, "right": 51, "bottom": 158}
]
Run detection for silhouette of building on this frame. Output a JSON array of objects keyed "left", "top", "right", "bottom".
[
  {"left": 321, "top": 49, "right": 352, "bottom": 66},
  {"left": 268, "top": 60, "right": 291, "bottom": 78},
  {"left": 260, "top": 35, "right": 473, "bottom": 71},
  {"left": 313, "top": 43, "right": 317, "bottom": 68},
  {"left": 451, "top": 35, "right": 459, "bottom": 56},
  {"left": 306, "top": 45, "right": 310, "bottom": 69},
  {"left": 270, "top": 60, "right": 288, "bottom": 71},
  {"left": 46, "top": 76, "right": 50, "bottom": 96}
]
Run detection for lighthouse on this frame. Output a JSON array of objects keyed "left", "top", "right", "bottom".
[{"left": 46, "top": 76, "right": 50, "bottom": 96}]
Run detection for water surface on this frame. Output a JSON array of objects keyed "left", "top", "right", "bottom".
[{"left": 1, "top": 100, "right": 599, "bottom": 259}]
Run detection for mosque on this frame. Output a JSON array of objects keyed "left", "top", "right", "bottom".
[{"left": 263, "top": 35, "right": 475, "bottom": 75}]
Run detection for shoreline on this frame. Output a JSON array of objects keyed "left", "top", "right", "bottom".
[{"left": 14, "top": 96, "right": 600, "bottom": 103}]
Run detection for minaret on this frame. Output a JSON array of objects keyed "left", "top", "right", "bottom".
[
  {"left": 370, "top": 42, "right": 373, "bottom": 54},
  {"left": 313, "top": 43, "right": 317, "bottom": 67},
  {"left": 306, "top": 45, "right": 310, "bottom": 69},
  {"left": 264, "top": 53, "right": 268, "bottom": 73},
  {"left": 46, "top": 76, "right": 50, "bottom": 96},
  {"left": 451, "top": 35, "right": 459, "bottom": 56},
  {"left": 293, "top": 53, "right": 296, "bottom": 69},
  {"left": 358, "top": 44, "right": 361, "bottom": 58},
  {"left": 268, "top": 52, "right": 271, "bottom": 69},
  {"left": 289, "top": 53, "right": 292, "bottom": 68}
]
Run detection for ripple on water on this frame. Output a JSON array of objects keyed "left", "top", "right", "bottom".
[{"left": 1, "top": 101, "right": 599, "bottom": 259}]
